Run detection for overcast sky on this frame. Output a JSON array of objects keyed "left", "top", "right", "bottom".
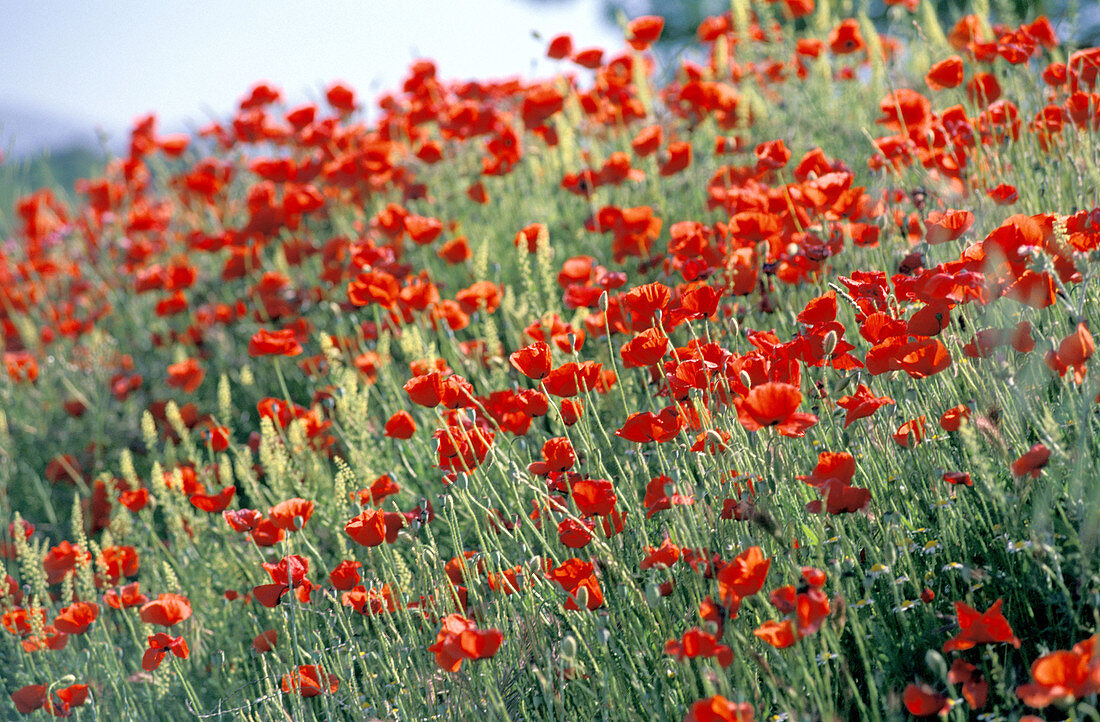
[{"left": 0, "top": 0, "right": 622, "bottom": 156}]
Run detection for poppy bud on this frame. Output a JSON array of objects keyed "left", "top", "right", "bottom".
[
  {"left": 293, "top": 515, "right": 304, "bottom": 531},
  {"left": 573, "top": 585, "right": 590, "bottom": 609},
  {"left": 58, "top": 675, "right": 76, "bottom": 686},
  {"left": 924, "top": 649, "right": 947, "bottom": 678},
  {"left": 740, "top": 371, "right": 752, "bottom": 389},
  {"left": 561, "top": 635, "right": 577, "bottom": 661},
  {"left": 644, "top": 582, "right": 661, "bottom": 608},
  {"left": 822, "top": 330, "right": 838, "bottom": 356},
  {"left": 598, "top": 291, "right": 609, "bottom": 312}
]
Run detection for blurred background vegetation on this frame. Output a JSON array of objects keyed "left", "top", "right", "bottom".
[
  {"left": 3, "top": 0, "right": 1097, "bottom": 234},
  {"left": 590, "top": 0, "right": 1099, "bottom": 47}
]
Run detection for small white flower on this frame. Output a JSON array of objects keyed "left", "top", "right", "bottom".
[
  {"left": 942, "top": 561, "right": 964, "bottom": 571},
  {"left": 894, "top": 599, "right": 921, "bottom": 613},
  {"left": 867, "top": 563, "right": 890, "bottom": 580},
  {"left": 816, "top": 651, "right": 840, "bottom": 665},
  {"left": 853, "top": 598, "right": 875, "bottom": 609},
  {"left": 921, "top": 540, "right": 942, "bottom": 555},
  {"left": 1007, "top": 539, "right": 1032, "bottom": 554}
]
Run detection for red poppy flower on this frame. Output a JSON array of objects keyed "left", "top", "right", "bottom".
[
  {"left": 355, "top": 474, "right": 400, "bottom": 507},
  {"left": 665, "top": 627, "right": 733, "bottom": 667},
  {"left": 903, "top": 683, "right": 949, "bottom": 716},
  {"left": 223, "top": 508, "right": 263, "bottom": 533},
  {"left": 925, "top": 55, "right": 965, "bottom": 90},
  {"left": 268, "top": 498, "right": 315, "bottom": 531},
  {"left": 570, "top": 478, "right": 617, "bottom": 517},
  {"left": 528, "top": 436, "right": 576, "bottom": 476},
  {"left": 140, "top": 593, "right": 192, "bottom": 627},
  {"left": 143, "top": 632, "right": 189, "bottom": 671},
  {"left": 631, "top": 124, "right": 662, "bottom": 156},
  {"left": 659, "top": 141, "right": 692, "bottom": 176},
  {"left": 943, "top": 471, "right": 973, "bottom": 486},
  {"left": 118, "top": 484, "right": 149, "bottom": 512},
  {"left": 643, "top": 475, "right": 694, "bottom": 517},
  {"left": 542, "top": 361, "right": 603, "bottom": 397},
  {"left": 1016, "top": 634, "right": 1100, "bottom": 708},
  {"left": 546, "top": 33, "right": 573, "bottom": 60},
  {"left": 428, "top": 614, "right": 504, "bottom": 672},
  {"left": 190, "top": 486, "right": 236, "bottom": 513},
  {"left": 716, "top": 546, "right": 770, "bottom": 613},
  {"left": 248, "top": 328, "right": 302, "bottom": 357},
  {"left": 560, "top": 398, "right": 583, "bottom": 425},
  {"left": 53, "top": 601, "right": 98, "bottom": 635},
  {"left": 828, "top": 18, "right": 865, "bottom": 55},
  {"left": 438, "top": 235, "right": 472, "bottom": 263},
  {"left": 806, "top": 478, "right": 871, "bottom": 515},
  {"left": 754, "top": 619, "right": 798, "bottom": 648},
  {"left": 938, "top": 404, "right": 971, "bottom": 431},
  {"left": 546, "top": 558, "right": 604, "bottom": 610},
  {"left": 250, "top": 518, "right": 286, "bottom": 547},
  {"left": 234, "top": 628, "right": 272, "bottom": 657},
  {"left": 925, "top": 209, "right": 975, "bottom": 245},
  {"left": 204, "top": 424, "right": 230, "bottom": 452},
  {"left": 640, "top": 538, "right": 680, "bottom": 571},
  {"left": 1011, "top": 443, "right": 1051, "bottom": 478},
  {"left": 510, "top": 341, "right": 553, "bottom": 380},
  {"left": 12, "top": 683, "right": 89, "bottom": 717},
  {"left": 324, "top": 81, "right": 356, "bottom": 112},
  {"left": 683, "top": 695, "right": 754, "bottom": 722},
  {"left": 166, "top": 358, "right": 205, "bottom": 393},
  {"left": 620, "top": 327, "right": 669, "bottom": 368},
  {"left": 735, "top": 383, "right": 817, "bottom": 437},
  {"left": 1047, "top": 322, "right": 1095, "bottom": 382},
  {"left": 617, "top": 407, "right": 684, "bottom": 443},
  {"left": 345, "top": 509, "right": 387, "bottom": 547},
  {"left": 347, "top": 270, "right": 399, "bottom": 308},
  {"left": 988, "top": 183, "right": 1019, "bottom": 205},
  {"left": 558, "top": 518, "right": 595, "bottom": 548},
  {"left": 104, "top": 581, "right": 148, "bottom": 609},
  {"left": 626, "top": 15, "right": 664, "bottom": 51},
  {"left": 835, "top": 384, "right": 894, "bottom": 427},
  {"left": 254, "top": 554, "right": 310, "bottom": 608},
  {"left": 572, "top": 47, "right": 604, "bottom": 69},
  {"left": 949, "top": 659, "right": 988, "bottom": 710},
  {"left": 11, "top": 685, "right": 47, "bottom": 715},
  {"left": 328, "top": 561, "right": 362, "bottom": 591},
  {"left": 893, "top": 416, "right": 927, "bottom": 447},
  {"left": 281, "top": 665, "right": 338, "bottom": 697},
  {"left": 942, "top": 599, "right": 1021, "bottom": 652},
  {"left": 383, "top": 410, "right": 416, "bottom": 439},
  {"left": 798, "top": 452, "right": 856, "bottom": 487}
]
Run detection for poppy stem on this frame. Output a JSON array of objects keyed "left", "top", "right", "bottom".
[{"left": 273, "top": 358, "right": 293, "bottom": 404}]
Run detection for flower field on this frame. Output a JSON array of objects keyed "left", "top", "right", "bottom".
[{"left": 2, "top": 2, "right": 1100, "bottom": 719}]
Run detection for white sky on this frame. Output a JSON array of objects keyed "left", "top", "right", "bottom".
[{"left": 0, "top": 0, "right": 622, "bottom": 154}]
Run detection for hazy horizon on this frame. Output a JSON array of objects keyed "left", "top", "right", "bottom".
[{"left": 1, "top": 0, "right": 621, "bottom": 158}]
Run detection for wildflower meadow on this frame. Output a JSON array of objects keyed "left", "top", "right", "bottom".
[{"left": 2, "top": 2, "right": 1100, "bottom": 720}]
